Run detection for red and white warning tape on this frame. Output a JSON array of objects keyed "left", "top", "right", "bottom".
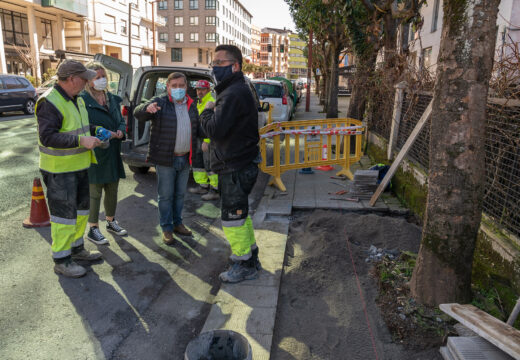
[{"left": 260, "top": 125, "right": 364, "bottom": 139}]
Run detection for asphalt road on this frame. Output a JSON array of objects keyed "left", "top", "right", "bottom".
[
  {"left": 0, "top": 113, "right": 40, "bottom": 218},
  {"left": 0, "top": 112, "right": 269, "bottom": 360}
]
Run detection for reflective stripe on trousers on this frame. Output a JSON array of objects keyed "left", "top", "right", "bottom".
[
  {"left": 208, "top": 173, "right": 218, "bottom": 190},
  {"left": 50, "top": 211, "right": 87, "bottom": 258},
  {"left": 193, "top": 169, "right": 209, "bottom": 186},
  {"left": 222, "top": 216, "right": 256, "bottom": 260}
]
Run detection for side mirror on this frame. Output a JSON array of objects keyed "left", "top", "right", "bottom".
[{"left": 259, "top": 102, "right": 270, "bottom": 112}]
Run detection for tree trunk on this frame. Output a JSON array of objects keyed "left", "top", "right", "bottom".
[
  {"left": 327, "top": 46, "right": 340, "bottom": 118},
  {"left": 314, "top": 73, "right": 320, "bottom": 95},
  {"left": 410, "top": 0, "right": 500, "bottom": 306},
  {"left": 347, "top": 52, "right": 376, "bottom": 120},
  {"left": 383, "top": 12, "right": 398, "bottom": 75},
  {"left": 320, "top": 73, "right": 328, "bottom": 106}
]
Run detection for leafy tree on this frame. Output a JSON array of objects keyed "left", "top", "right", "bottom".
[{"left": 286, "top": 0, "right": 349, "bottom": 117}]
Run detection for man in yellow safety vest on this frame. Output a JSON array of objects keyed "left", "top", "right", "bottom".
[
  {"left": 36, "top": 60, "right": 110, "bottom": 278},
  {"left": 189, "top": 80, "right": 219, "bottom": 201}
]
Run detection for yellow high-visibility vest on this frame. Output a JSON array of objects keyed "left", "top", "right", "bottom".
[{"left": 37, "top": 88, "right": 96, "bottom": 173}]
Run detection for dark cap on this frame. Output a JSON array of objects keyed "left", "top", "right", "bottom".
[{"left": 57, "top": 60, "right": 97, "bottom": 80}]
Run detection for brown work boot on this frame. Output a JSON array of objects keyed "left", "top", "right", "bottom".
[
  {"left": 54, "top": 259, "right": 87, "bottom": 278},
  {"left": 174, "top": 224, "right": 192, "bottom": 236},
  {"left": 162, "top": 231, "right": 175, "bottom": 245}
]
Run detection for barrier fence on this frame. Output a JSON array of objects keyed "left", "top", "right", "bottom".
[{"left": 258, "top": 118, "right": 365, "bottom": 192}]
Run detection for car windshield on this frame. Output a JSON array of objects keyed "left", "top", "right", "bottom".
[{"left": 253, "top": 83, "right": 282, "bottom": 98}]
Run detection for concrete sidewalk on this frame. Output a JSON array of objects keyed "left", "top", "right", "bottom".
[{"left": 198, "top": 94, "right": 408, "bottom": 359}]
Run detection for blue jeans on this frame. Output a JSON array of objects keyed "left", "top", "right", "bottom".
[{"left": 156, "top": 154, "right": 190, "bottom": 232}]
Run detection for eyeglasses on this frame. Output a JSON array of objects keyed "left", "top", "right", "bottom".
[{"left": 209, "top": 59, "right": 235, "bottom": 67}]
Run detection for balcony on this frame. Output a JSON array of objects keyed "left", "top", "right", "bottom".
[
  {"left": 41, "top": 0, "right": 88, "bottom": 17},
  {"left": 156, "top": 42, "right": 166, "bottom": 52},
  {"left": 140, "top": 2, "right": 166, "bottom": 26}
]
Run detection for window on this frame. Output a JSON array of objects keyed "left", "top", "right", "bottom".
[
  {"left": 5, "top": 77, "right": 24, "bottom": 89},
  {"left": 104, "top": 14, "right": 116, "bottom": 33},
  {"left": 422, "top": 47, "right": 432, "bottom": 69},
  {"left": 205, "top": 16, "right": 216, "bottom": 25},
  {"left": 41, "top": 19, "right": 53, "bottom": 50},
  {"left": 174, "top": 0, "right": 183, "bottom": 9},
  {"left": 1, "top": 10, "right": 29, "bottom": 46},
  {"left": 189, "top": 0, "right": 198, "bottom": 9},
  {"left": 205, "top": 0, "right": 216, "bottom": 9},
  {"left": 131, "top": 23, "right": 140, "bottom": 38},
  {"left": 190, "top": 32, "right": 199, "bottom": 42},
  {"left": 121, "top": 19, "right": 127, "bottom": 34},
  {"left": 189, "top": 16, "right": 199, "bottom": 25},
  {"left": 159, "top": 32, "right": 168, "bottom": 42},
  {"left": 175, "top": 32, "right": 184, "bottom": 42},
  {"left": 198, "top": 48, "right": 203, "bottom": 62},
  {"left": 431, "top": 0, "right": 440, "bottom": 32},
  {"left": 171, "top": 48, "right": 182, "bottom": 62},
  {"left": 205, "top": 32, "right": 216, "bottom": 42},
  {"left": 158, "top": 0, "right": 168, "bottom": 10},
  {"left": 174, "top": 16, "right": 184, "bottom": 26}
]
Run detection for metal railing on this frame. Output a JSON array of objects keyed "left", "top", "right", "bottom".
[{"left": 259, "top": 118, "right": 365, "bottom": 191}]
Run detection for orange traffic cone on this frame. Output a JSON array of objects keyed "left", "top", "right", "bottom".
[
  {"left": 23, "top": 178, "right": 51, "bottom": 228},
  {"left": 315, "top": 144, "right": 335, "bottom": 171}
]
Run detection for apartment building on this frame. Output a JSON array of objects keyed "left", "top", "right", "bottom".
[
  {"left": 288, "top": 33, "right": 306, "bottom": 79},
  {"left": 250, "top": 24, "right": 260, "bottom": 65},
  {"left": 260, "top": 27, "right": 289, "bottom": 77},
  {"left": 406, "top": 0, "right": 520, "bottom": 73},
  {"left": 156, "top": 0, "right": 252, "bottom": 67},
  {"left": 88, "top": 0, "right": 166, "bottom": 68},
  {"left": 0, "top": 0, "right": 89, "bottom": 78}
]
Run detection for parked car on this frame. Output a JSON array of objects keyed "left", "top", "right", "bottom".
[
  {"left": 252, "top": 79, "right": 292, "bottom": 123},
  {"left": 0, "top": 74, "right": 37, "bottom": 115},
  {"left": 95, "top": 54, "right": 269, "bottom": 174},
  {"left": 270, "top": 76, "right": 297, "bottom": 114}
]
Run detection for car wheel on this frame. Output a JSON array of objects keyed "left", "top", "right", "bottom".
[
  {"left": 24, "top": 99, "right": 35, "bottom": 115},
  {"left": 129, "top": 166, "right": 150, "bottom": 174}
]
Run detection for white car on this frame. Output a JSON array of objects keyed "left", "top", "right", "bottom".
[{"left": 252, "top": 79, "right": 292, "bottom": 123}]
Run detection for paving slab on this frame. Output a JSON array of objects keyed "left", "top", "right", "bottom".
[
  {"left": 266, "top": 199, "right": 292, "bottom": 216},
  {"left": 199, "top": 212, "right": 289, "bottom": 360}
]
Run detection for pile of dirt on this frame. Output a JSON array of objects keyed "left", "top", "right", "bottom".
[{"left": 271, "top": 210, "right": 443, "bottom": 360}]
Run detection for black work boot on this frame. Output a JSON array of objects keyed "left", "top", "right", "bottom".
[{"left": 251, "top": 247, "right": 262, "bottom": 271}]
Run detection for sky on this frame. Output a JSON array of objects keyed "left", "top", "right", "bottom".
[{"left": 240, "top": 0, "right": 296, "bottom": 31}]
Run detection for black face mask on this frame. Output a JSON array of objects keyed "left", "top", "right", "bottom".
[{"left": 212, "top": 64, "right": 234, "bottom": 83}]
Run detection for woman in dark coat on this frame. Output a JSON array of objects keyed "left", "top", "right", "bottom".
[{"left": 80, "top": 62, "right": 127, "bottom": 245}]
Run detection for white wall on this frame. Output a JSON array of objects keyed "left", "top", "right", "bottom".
[{"left": 409, "top": 0, "right": 519, "bottom": 74}]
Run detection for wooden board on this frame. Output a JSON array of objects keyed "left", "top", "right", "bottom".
[
  {"left": 440, "top": 303, "right": 520, "bottom": 359},
  {"left": 369, "top": 100, "right": 432, "bottom": 207}
]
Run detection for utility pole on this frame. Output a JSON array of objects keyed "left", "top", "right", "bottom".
[
  {"left": 152, "top": 1, "right": 157, "bottom": 65},
  {"left": 305, "top": 29, "right": 313, "bottom": 112},
  {"left": 128, "top": 2, "right": 132, "bottom": 66}
]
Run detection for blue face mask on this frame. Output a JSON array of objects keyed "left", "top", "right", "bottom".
[
  {"left": 171, "top": 88, "right": 186, "bottom": 101},
  {"left": 212, "top": 64, "right": 234, "bottom": 83}
]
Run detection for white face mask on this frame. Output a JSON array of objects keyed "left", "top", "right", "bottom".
[{"left": 92, "top": 77, "right": 107, "bottom": 91}]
